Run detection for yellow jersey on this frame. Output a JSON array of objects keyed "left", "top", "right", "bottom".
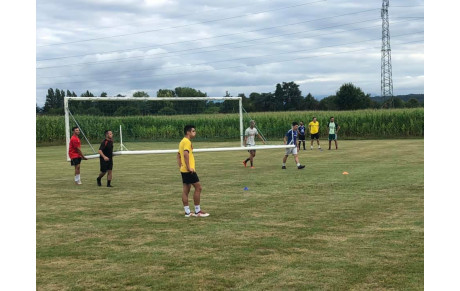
[
  {"left": 308, "top": 121, "right": 320, "bottom": 134},
  {"left": 179, "top": 137, "right": 195, "bottom": 173}
]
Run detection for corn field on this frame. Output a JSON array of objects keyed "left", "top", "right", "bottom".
[{"left": 36, "top": 108, "right": 423, "bottom": 144}]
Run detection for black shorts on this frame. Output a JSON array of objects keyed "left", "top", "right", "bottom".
[
  {"left": 100, "top": 159, "right": 113, "bottom": 172},
  {"left": 298, "top": 135, "right": 306, "bottom": 141},
  {"left": 70, "top": 158, "right": 81, "bottom": 166},
  {"left": 311, "top": 133, "right": 319, "bottom": 140},
  {"left": 181, "top": 172, "right": 200, "bottom": 184}
]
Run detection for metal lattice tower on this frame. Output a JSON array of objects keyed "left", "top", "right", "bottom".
[{"left": 381, "top": 0, "right": 393, "bottom": 107}]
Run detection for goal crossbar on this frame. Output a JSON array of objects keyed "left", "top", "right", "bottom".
[{"left": 82, "top": 144, "right": 296, "bottom": 160}]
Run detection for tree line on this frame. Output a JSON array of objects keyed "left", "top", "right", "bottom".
[{"left": 37, "top": 82, "right": 423, "bottom": 116}]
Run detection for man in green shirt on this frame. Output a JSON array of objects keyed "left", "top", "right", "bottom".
[{"left": 327, "top": 117, "right": 340, "bottom": 150}]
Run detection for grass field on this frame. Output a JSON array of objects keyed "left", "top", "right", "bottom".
[{"left": 36, "top": 139, "right": 424, "bottom": 290}]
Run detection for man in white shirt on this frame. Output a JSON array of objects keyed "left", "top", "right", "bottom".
[{"left": 243, "top": 120, "right": 265, "bottom": 169}]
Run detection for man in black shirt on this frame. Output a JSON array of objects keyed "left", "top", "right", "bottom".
[{"left": 97, "top": 130, "right": 114, "bottom": 187}]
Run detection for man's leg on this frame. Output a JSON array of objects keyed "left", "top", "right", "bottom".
[
  {"left": 107, "top": 170, "right": 113, "bottom": 187},
  {"left": 192, "top": 182, "right": 209, "bottom": 217},
  {"left": 335, "top": 140, "right": 338, "bottom": 150},
  {"left": 282, "top": 155, "right": 288, "bottom": 169},
  {"left": 97, "top": 171, "right": 106, "bottom": 186},
  {"left": 250, "top": 151, "right": 255, "bottom": 167},
  {"left": 294, "top": 154, "right": 305, "bottom": 169},
  {"left": 182, "top": 184, "right": 192, "bottom": 206},
  {"left": 75, "top": 164, "right": 81, "bottom": 184},
  {"left": 328, "top": 139, "right": 332, "bottom": 150}
]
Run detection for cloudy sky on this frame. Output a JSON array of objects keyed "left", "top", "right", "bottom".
[{"left": 36, "top": 0, "right": 424, "bottom": 106}]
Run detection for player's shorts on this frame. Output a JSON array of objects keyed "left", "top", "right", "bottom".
[
  {"left": 311, "top": 133, "right": 319, "bottom": 140},
  {"left": 285, "top": 146, "right": 298, "bottom": 156},
  {"left": 298, "top": 134, "right": 306, "bottom": 141},
  {"left": 70, "top": 158, "right": 81, "bottom": 166},
  {"left": 246, "top": 144, "right": 256, "bottom": 153},
  {"left": 181, "top": 172, "right": 200, "bottom": 184},
  {"left": 328, "top": 134, "right": 337, "bottom": 141},
  {"left": 100, "top": 158, "right": 113, "bottom": 172}
]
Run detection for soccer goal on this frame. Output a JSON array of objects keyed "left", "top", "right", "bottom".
[{"left": 64, "top": 96, "right": 294, "bottom": 161}]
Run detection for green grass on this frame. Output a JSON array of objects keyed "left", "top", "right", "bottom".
[{"left": 36, "top": 139, "right": 424, "bottom": 290}]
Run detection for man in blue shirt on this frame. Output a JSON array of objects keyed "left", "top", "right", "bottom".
[
  {"left": 297, "top": 121, "right": 306, "bottom": 150},
  {"left": 282, "top": 122, "right": 306, "bottom": 170}
]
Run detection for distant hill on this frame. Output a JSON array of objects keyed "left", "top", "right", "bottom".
[{"left": 371, "top": 94, "right": 424, "bottom": 104}]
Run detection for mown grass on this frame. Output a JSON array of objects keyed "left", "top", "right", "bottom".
[{"left": 36, "top": 139, "right": 423, "bottom": 290}]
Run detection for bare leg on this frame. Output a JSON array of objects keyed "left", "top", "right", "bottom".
[
  {"left": 182, "top": 184, "right": 191, "bottom": 206},
  {"left": 192, "top": 182, "right": 202, "bottom": 206}
]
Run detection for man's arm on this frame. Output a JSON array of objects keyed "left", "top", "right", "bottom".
[
  {"left": 77, "top": 147, "right": 87, "bottom": 160},
  {"left": 98, "top": 149, "right": 109, "bottom": 161},
  {"left": 283, "top": 135, "right": 287, "bottom": 145},
  {"left": 176, "top": 152, "right": 181, "bottom": 169},
  {"left": 257, "top": 133, "right": 266, "bottom": 144},
  {"left": 183, "top": 150, "right": 194, "bottom": 173}
]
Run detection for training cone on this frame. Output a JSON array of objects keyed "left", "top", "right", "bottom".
[
  {"left": 243, "top": 187, "right": 249, "bottom": 191},
  {"left": 342, "top": 171, "right": 349, "bottom": 175}
]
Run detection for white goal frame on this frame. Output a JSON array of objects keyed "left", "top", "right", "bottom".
[{"left": 64, "top": 96, "right": 294, "bottom": 160}]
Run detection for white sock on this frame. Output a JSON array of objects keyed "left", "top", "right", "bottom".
[
  {"left": 195, "top": 205, "right": 201, "bottom": 213},
  {"left": 282, "top": 163, "right": 286, "bottom": 166},
  {"left": 318, "top": 145, "right": 321, "bottom": 148},
  {"left": 184, "top": 206, "right": 190, "bottom": 214},
  {"left": 297, "top": 163, "right": 300, "bottom": 167},
  {"left": 75, "top": 174, "right": 80, "bottom": 181}
]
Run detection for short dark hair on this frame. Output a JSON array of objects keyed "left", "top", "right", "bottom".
[
  {"left": 104, "top": 130, "right": 111, "bottom": 136},
  {"left": 292, "top": 121, "right": 298, "bottom": 126},
  {"left": 330, "top": 116, "right": 334, "bottom": 119},
  {"left": 72, "top": 126, "right": 78, "bottom": 132},
  {"left": 184, "top": 125, "right": 195, "bottom": 135}
]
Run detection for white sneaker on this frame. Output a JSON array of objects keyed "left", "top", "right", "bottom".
[
  {"left": 185, "top": 212, "right": 196, "bottom": 217},
  {"left": 195, "top": 211, "right": 210, "bottom": 217},
  {"left": 75, "top": 180, "right": 82, "bottom": 185}
]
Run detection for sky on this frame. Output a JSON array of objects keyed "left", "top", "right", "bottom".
[{"left": 35, "top": 0, "right": 424, "bottom": 106}]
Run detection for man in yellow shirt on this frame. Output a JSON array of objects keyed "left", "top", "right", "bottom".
[
  {"left": 308, "top": 117, "right": 322, "bottom": 150},
  {"left": 177, "top": 125, "right": 209, "bottom": 217}
]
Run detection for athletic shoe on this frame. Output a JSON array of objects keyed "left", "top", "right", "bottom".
[
  {"left": 243, "top": 161, "right": 247, "bottom": 168},
  {"left": 282, "top": 166, "right": 286, "bottom": 169},
  {"left": 195, "top": 211, "right": 210, "bottom": 217},
  {"left": 107, "top": 185, "right": 113, "bottom": 187},
  {"left": 250, "top": 166, "right": 255, "bottom": 169},
  {"left": 97, "top": 178, "right": 101, "bottom": 186},
  {"left": 185, "top": 212, "right": 196, "bottom": 217},
  {"left": 297, "top": 165, "right": 305, "bottom": 169}
]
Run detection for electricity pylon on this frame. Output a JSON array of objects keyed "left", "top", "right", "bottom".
[{"left": 381, "top": 0, "right": 394, "bottom": 108}]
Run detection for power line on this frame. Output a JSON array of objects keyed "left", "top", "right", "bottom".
[
  {"left": 37, "top": 38, "right": 423, "bottom": 86},
  {"left": 37, "top": 0, "right": 327, "bottom": 47},
  {"left": 37, "top": 17, "right": 422, "bottom": 70},
  {"left": 36, "top": 8, "right": 385, "bottom": 62}
]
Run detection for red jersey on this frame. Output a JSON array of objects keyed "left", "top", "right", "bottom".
[{"left": 69, "top": 135, "right": 82, "bottom": 159}]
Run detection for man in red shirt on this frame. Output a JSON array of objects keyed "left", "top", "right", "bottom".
[{"left": 69, "top": 127, "right": 87, "bottom": 185}]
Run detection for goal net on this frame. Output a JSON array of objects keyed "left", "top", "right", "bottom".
[{"left": 64, "top": 96, "right": 293, "bottom": 160}]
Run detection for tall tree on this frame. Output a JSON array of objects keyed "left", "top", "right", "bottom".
[
  {"left": 133, "top": 91, "right": 149, "bottom": 97},
  {"left": 157, "top": 89, "right": 176, "bottom": 97},
  {"left": 335, "top": 83, "right": 371, "bottom": 110},
  {"left": 274, "top": 81, "right": 302, "bottom": 111},
  {"left": 304, "top": 93, "right": 319, "bottom": 110}
]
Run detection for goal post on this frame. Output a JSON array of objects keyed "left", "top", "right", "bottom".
[{"left": 64, "top": 96, "right": 293, "bottom": 161}]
